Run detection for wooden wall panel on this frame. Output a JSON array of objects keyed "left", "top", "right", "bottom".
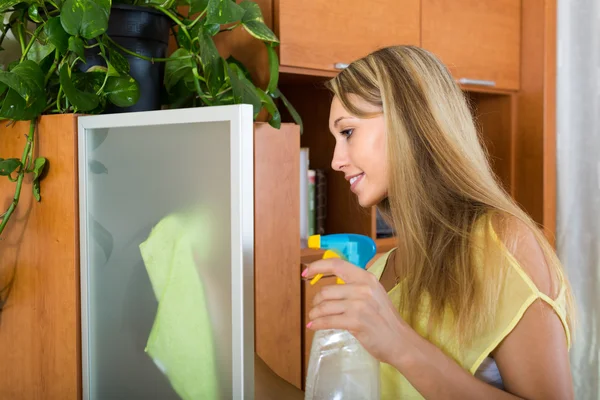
[
  {"left": 0, "top": 115, "right": 80, "bottom": 400},
  {"left": 254, "top": 122, "right": 302, "bottom": 388},
  {"left": 468, "top": 92, "right": 515, "bottom": 195},
  {"left": 516, "top": 0, "right": 556, "bottom": 244}
]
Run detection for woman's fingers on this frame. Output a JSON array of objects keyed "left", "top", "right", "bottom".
[
  {"left": 308, "top": 299, "right": 348, "bottom": 321},
  {"left": 312, "top": 282, "right": 374, "bottom": 306},
  {"left": 309, "top": 298, "right": 377, "bottom": 321},
  {"left": 303, "top": 258, "right": 373, "bottom": 285},
  {"left": 307, "top": 314, "right": 360, "bottom": 332}
]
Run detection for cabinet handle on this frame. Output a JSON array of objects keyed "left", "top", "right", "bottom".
[
  {"left": 458, "top": 78, "right": 496, "bottom": 87},
  {"left": 334, "top": 63, "right": 349, "bottom": 70}
]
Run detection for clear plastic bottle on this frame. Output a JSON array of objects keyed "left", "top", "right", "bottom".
[{"left": 304, "top": 328, "right": 380, "bottom": 400}]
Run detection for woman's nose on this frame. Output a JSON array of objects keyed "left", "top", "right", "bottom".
[{"left": 331, "top": 143, "right": 348, "bottom": 171}]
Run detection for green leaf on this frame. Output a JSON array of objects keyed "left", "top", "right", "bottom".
[
  {"left": 106, "top": 61, "right": 120, "bottom": 77},
  {"left": 227, "top": 62, "right": 261, "bottom": 116},
  {"left": 165, "top": 79, "right": 194, "bottom": 108},
  {"left": 164, "top": 48, "right": 194, "bottom": 92},
  {"left": 60, "top": 0, "right": 111, "bottom": 39},
  {"left": 204, "top": 23, "right": 220, "bottom": 37},
  {"left": 256, "top": 88, "right": 280, "bottom": 129},
  {"left": 0, "top": 0, "right": 23, "bottom": 13},
  {"left": 45, "top": 16, "right": 70, "bottom": 55},
  {"left": 206, "top": 0, "right": 245, "bottom": 25},
  {"left": 272, "top": 88, "right": 303, "bottom": 134},
  {"left": 108, "top": 49, "right": 130, "bottom": 75},
  {"left": 198, "top": 29, "right": 222, "bottom": 95},
  {"left": 265, "top": 43, "right": 278, "bottom": 93},
  {"left": 26, "top": 40, "right": 56, "bottom": 64},
  {"left": 239, "top": 0, "right": 278, "bottom": 43},
  {"left": 105, "top": 75, "right": 140, "bottom": 107},
  {"left": 73, "top": 71, "right": 105, "bottom": 94},
  {"left": 0, "top": 82, "right": 7, "bottom": 96},
  {"left": 33, "top": 180, "right": 41, "bottom": 201},
  {"left": 68, "top": 36, "right": 86, "bottom": 61},
  {"left": 0, "top": 60, "right": 46, "bottom": 120},
  {"left": 0, "top": 158, "right": 22, "bottom": 176},
  {"left": 28, "top": 4, "right": 42, "bottom": 23},
  {"left": 32, "top": 157, "right": 47, "bottom": 202},
  {"left": 0, "top": 90, "right": 27, "bottom": 120},
  {"left": 59, "top": 64, "right": 100, "bottom": 111},
  {"left": 189, "top": 0, "right": 209, "bottom": 14},
  {"left": 32, "top": 157, "right": 46, "bottom": 180},
  {"left": 176, "top": 26, "right": 193, "bottom": 51},
  {"left": 226, "top": 54, "right": 251, "bottom": 80}
]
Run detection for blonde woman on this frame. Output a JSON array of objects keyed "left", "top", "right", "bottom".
[{"left": 302, "top": 46, "right": 575, "bottom": 399}]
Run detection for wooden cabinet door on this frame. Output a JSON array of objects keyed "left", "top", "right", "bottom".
[
  {"left": 422, "top": 0, "right": 521, "bottom": 91},
  {"left": 276, "top": 0, "right": 420, "bottom": 73}
]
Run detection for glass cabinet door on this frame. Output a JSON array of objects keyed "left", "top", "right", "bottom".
[{"left": 78, "top": 105, "right": 255, "bottom": 400}]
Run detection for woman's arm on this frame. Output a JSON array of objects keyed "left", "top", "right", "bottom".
[
  {"left": 388, "top": 218, "right": 573, "bottom": 400},
  {"left": 304, "top": 217, "right": 573, "bottom": 400},
  {"left": 389, "top": 298, "right": 571, "bottom": 400}
]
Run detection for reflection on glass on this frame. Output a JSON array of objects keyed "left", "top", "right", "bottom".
[{"left": 84, "top": 121, "right": 233, "bottom": 399}]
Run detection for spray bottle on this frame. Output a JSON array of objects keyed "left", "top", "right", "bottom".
[{"left": 304, "top": 233, "right": 380, "bottom": 400}]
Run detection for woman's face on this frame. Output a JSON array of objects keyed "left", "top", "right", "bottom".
[{"left": 329, "top": 95, "right": 388, "bottom": 208}]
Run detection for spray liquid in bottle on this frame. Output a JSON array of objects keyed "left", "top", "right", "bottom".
[{"left": 304, "top": 233, "right": 380, "bottom": 400}]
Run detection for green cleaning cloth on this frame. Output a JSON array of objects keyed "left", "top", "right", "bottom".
[{"left": 139, "top": 210, "right": 220, "bottom": 399}]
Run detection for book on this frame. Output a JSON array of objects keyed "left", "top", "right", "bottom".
[
  {"left": 308, "top": 169, "right": 316, "bottom": 236},
  {"left": 300, "top": 148, "right": 310, "bottom": 247}
]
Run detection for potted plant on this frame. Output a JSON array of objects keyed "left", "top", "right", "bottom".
[{"left": 0, "top": 0, "right": 301, "bottom": 240}]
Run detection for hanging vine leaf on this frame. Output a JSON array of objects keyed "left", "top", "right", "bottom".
[
  {"left": 0, "top": 158, "right": 22, "bottom": 176},
  {"left": 59, "top": 65, "right": 100, "bottom": 111},
  {"left": 239, "top": 0, "right": 278, "bottom": 43},
  {"left": 207, "top": 0, "right": 245, "bottom": 25},
  {"left": 28, "top": 4, "right": 43, "bottom": 23},
  {"left": 272, "top": 88, "right": 303, "bottom": 134},
  {"left": 0, "top": 0, "right": 23, "bottom": 13},
  {"left": 198, "top": 29, "right": 222, "bottom": 95},
  {"left": 265, "top": 43, "right": 279, "bottom": 93},
  {"left": 68, "top": 36, "right": 86, "bottom": 61},
  {"left": 164, "top": 48, "right": 194, "bottom": 92},
  {"left": 256, "top": 88, "right": 281, "bottom": 129},
  {"left": 105, "top": 75, "right": 140, "bottom": 108},
  {"left": 227, "top": 62, "right": 261, "bottom": 116},
  {"left": 45, "top": 17, "right": 70, "bottom": 55},
  {"left": 189, "top": 0, "right": 209, "bottom": 14},
  {"left": 32, "top": 157, "right": 47, "bottom": 202},
  {"left": 0, "top": 60, "right": 46, "bottom": 120},
  {"left": 26, "top": 40, "right": 56, "bottom": 64},
  {"left": 60, "top": 0, "right": 111, "bottom": 39}
]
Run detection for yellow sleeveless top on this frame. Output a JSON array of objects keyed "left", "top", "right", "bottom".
[{"left": 367, "top": 214, "right": 571, "bottom": 399}]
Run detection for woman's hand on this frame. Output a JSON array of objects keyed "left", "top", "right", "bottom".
[{"left": 302, "top": 257, "right": 410, "bottom": 366}]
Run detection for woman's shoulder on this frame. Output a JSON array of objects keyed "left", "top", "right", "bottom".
[{"left": 482, "top": 211, "right": 559, "bottom": 299}]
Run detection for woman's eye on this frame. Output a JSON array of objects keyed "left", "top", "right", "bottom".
[{"left": 340, "top": 128, "right": 354, "bottom": 138}]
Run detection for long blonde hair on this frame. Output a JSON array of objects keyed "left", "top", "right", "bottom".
[{"left": 325, "top": 46, "right": 575, "bottom": 344}]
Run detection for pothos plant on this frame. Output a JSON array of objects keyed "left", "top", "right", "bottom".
[{"left": 0, "top": 0, "right": 302, "bottom": 241}]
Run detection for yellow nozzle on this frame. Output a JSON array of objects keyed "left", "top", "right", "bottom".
[
  {"left": 308, "top": 234, "right": 321, "bottom": 249},
  {"left": 310, "top": 250, "right": 345, "bottom": 285}
]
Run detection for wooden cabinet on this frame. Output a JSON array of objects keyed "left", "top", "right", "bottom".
[
  {"left": 275, "top": 0, "right": 421, "bottom": 74},
  {"left": 421, "top": 0, "right": 521, "bottom": 91}
]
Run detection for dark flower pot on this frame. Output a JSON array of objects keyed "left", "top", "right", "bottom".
[{"left": 82, "top": 4, "right": 171, "bottom": 113}]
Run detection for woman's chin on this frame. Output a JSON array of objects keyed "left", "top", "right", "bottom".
[
  {"left": 357, "top": 192, "right": 387, "bottom": 208},
  {"left": 357, "top": 195, "right": 377, "bottom": 209}
]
